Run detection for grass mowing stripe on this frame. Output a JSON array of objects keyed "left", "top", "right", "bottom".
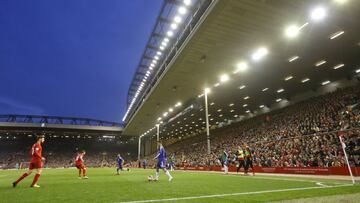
[
  {"left": 118, "top": 184, "right": 354, "bottom": 203},
  {"left": 179, "top": 170, "right": 351, "bottom": 185}
]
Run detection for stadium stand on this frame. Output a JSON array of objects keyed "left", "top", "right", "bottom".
[
  {"left": 0, "top": 137, "right": 136, "bottom": 169},
  {"left": 144, "top": 85, "right": 360, "bottom": 169}
]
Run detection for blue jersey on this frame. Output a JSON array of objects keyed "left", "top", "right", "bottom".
[
  {"left": 117, "top": 156, "right": 123, "bottom": 165},
  {"left": 158, "top": 146, "right": 166, "bottom": 160}
]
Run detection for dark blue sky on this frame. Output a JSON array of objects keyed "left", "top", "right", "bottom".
[{"left": 0, "top": 0, "right": 162, "bottom": 123}]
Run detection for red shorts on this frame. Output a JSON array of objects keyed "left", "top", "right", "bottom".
[
  {"left": 29, "top": 161, "right": 43, "bottom": 170},
  {"left": 76, "top": 163, "right": 85, "bottom": 169}
]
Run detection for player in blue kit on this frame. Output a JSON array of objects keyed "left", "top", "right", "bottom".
[
  {"left": 116, "top": 154, "right": 124, "bottom": 175},
  {"left": 154, "top": 142, "right": 173, "bottom": 181}
]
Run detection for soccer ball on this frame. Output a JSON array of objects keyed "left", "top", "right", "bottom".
[{"left": 148, "top": 175, "right": 154, "bottom": 182}]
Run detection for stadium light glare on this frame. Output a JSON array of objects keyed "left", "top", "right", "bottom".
[
  {"left": 330, "top": 31, "right": 344, "bottom": 39},
  {"left": 288, "top": 56, "right": 299, "bottom": 62},
  {"left": 276, "top": 98, "right": 282, "bottom": 102},
  {"left": 251, "top": 47, "right": 268, "bottom": 61},
  {"left": 356, "top": 69, "right": 360, "bottom": 73},
  {"left": 178, "top": 6, "right": 187, "bottom": 15},
  {"left": 156, "top": 51, "right": 162, "bottom": 55},
  {"left": 310, "top": 7, "right": 326, "bottom": 22},
  {"left": 210, "top": 102, "right": 215, "bottom": 106},
  {"left": 174, "top": 16, "right": 182, "bottom": 23},
  {"left": 301, "top": 78, "right": 310, "bottom": 83},
  {"left": 170, "top": 23, "right": 178, "bottom": 30},
  {"left": 214, "top": 83, "right": 220, "bottom": 87},
  {"left": 163, "top": 112, "right": 168, "bottom": 117},
  {"left": 157, "top": 117, "right": 162, "bottom": 121},
  {"left": 277, "top": 88, "right": 285, "bottom": 93},
  {"left": 244, "top": 96, "right": 250, "bottom": 100},
  {"left": 161, "top": 41, "right": 167, "bottom": 46},
  {"left": 333, "top": 63, "right": 345, "bottom": 69},
  {"left": 333, "top": 0, "right": 348, "bottom": 4},
  {"left": 246, "top": 110, "right": 250, "bottom": 113},
  {"left": 299, "top": 22, "right": 309, "bottom": 30},
  {"left": 229, "top": 103, "right": 234, "bottom": 107},
  {"left": 239, "top": 85, "right": 246, "bottom": 89},
  {"left": 183, "top": 0, "right": 191, "bottom": 6},
  {"left": 219, "top": 74, "right": 229, "bottom": 83},
  {"left": 243, "top": 104, "right": 248, "bottom": 107},
  {"left": 262, "top": 88, "right": 269, "bottom": 92},
  {"left": 154, "top": 56, "right": 159, "bottom": 60},
  {"left": 204, "top": 88, "right": 211, "bottom": 94},
  {"left": 322, "top": 80, "right": 331, "bottom": 85},
  {"left": 234, "top": 61, "right": 248, "bottom": 73},
  {"left": 169, "top": 108, "right": 173, "bottom": 112},
  {"left": 159, "top": 46, "right": 165, "bottom": 50},
  {"left": 175, "top": 102, "right": 182, "bottom": 107},
  {"left": 259, "top": 105, "right": 265, "bottom": 108},
  {"left": 167, "top": 31, "right": 174, "bottom": 37},
  {"left": 285, "top": 24, "right": 300, "bottom": 38},
  {"left": 284, "top": 76, "right": 293, "bottom": 81},
  {"left": 315, "top": 60, "right": 326, "bottom": 67}
]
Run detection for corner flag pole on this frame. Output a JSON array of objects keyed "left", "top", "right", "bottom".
[{"left": 339, "top": 135, "right": 355, "bottom": 184}]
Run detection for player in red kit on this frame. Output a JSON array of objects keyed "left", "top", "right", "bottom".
[
  {"left": 13, "top": 135, "right": 45, "bottom": 188},
  {"left": 75, "top": 150, "right": 88, "bottom": 179}
]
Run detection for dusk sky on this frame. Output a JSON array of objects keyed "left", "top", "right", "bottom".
[{"left": 0, "top": 0, "right": 162, "bottom": 123}]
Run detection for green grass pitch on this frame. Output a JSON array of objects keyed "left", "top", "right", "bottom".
[{"left": 0, "top": 168, "right": 359, "bottom": 203}]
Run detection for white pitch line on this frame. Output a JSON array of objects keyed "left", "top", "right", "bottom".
[
  {"left": 316, "top": 182, "right": 330, "bottom": 187},
  {"left": 117, "top": 184, "right": 353, "bottom": 203},
  {"left": 179, "top": 170, "right": 332, "bottom": 184}
]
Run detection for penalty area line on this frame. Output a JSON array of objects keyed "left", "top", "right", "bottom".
[{"left": 117, "top": 184, "right": 353, "bottom": 203}]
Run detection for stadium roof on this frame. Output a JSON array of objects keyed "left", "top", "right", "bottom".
[
  {"left": 0, "top": 114, "right": 123, "bottom": 136},
  {"left": 123, "top": 0, "right": 360, "bottom": 137}
]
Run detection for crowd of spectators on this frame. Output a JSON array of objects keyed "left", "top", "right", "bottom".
[
  {"left": 162, "top": 85, "right": 360, "bottom": 168},
  {"left": 0, "top": 138, "right": 135, "bottom": 169},
  {"left": 0, "top": 150, "right": 136, "bottom": 169},
  {"left": 1, "top": 85, "right": 359, "bottom": 170}
]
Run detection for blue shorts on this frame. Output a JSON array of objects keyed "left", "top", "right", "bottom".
[
  {"left": 117, "top": 164, "right": 123, "bottom": 169},
  {"left": 157, "top": 160, "right": 166, "bottom": 169}
]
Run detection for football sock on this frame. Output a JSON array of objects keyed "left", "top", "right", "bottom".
[
  {"left": 31, "top": 174, "right": 41, "bottom": 186},
  {"left": 15, "top": 173, "right": 29, "bottom": 184},
  {"left": 165, "top": 170, "right": 172, "bottom": 179}
]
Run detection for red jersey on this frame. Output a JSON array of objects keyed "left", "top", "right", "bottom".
[
  {"left": 30, "top": 142, "right": 42, "bottom": 163},
  {"left": 75, "top": 153, "right": 85, "bottom": 165}
]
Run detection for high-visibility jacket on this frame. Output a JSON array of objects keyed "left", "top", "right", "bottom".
[{"left": 237, "top": 150, "right": 244, "bottom": 160}]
